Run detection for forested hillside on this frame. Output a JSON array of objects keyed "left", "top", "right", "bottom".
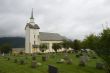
[{"left": 0, "top": 37, "right": 25, "bottom": 48}]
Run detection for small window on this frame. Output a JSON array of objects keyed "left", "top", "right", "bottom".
[
  {"left": 34, "top": 41, "right": 35, "bottom": 44},
  {"left": 38, "top": 35, "right": 39, "bottom": 38},
  {"left": 34, "top": 35, "right": 35, "bottom": 38}
]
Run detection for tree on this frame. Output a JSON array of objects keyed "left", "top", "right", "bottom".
[
  {"left": 39, "top": 44, "right": 48, "bottom": 53},
  {"left": 94, "top": 28, "right": 110, "bottom": 73},
  {"left": 81, "top": 28, "right": 110, "bottom": 73},
  {"left": 61, "top": 39, "right": 70, "bottom": 52},
  {"left": 81, "top": 34, "right": 98, "bottom": 50},
  {"left": 0, "top": 43, "right": 12, "bottom": 54},
  {"left": 52, "top": 43, "right": 61, "bottom": 53},
  {"left": 73, "top": 39, "right": 81, "bottom": 51}
]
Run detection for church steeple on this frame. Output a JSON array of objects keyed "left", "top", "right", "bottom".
[
  {"left": 30, "top": 8, "right": 34, "bottom": 23},
  {"left": 30, "top": 8, "right": 34, "bottom": 19}
]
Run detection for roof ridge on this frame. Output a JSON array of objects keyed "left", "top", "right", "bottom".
[{"left": 39, "top": 32, "right": 59, "bottom": 34}]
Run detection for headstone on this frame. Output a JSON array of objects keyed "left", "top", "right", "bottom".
[
  {"left": 79, "top": 56, "right": 86, "bottom": 66},
  {"left": 63, "top": 55, "right": 72, "bottom": 64},
  {"left": 37, "top": 62, "right": 42, "bottom": 66},
  {"left": 60, "top": 59, "right": 65, "bottom": 62},
  {"left": 48, "top": 65, "right": 58, "bottom": 73},
  {"left": 42, "top": 55, "right": 47, "bottom": 61},
  {"left": 83, "top": 53, "right": 89, "bottom": 62},
  {"left": 19, "top": 59, "right": 25, "bottom": 65},
  {"left": 66, "top": 59, "right": 72, "bottom": 64},
  {"left": 96, "top": 62, "right": 104, "bottom": 69},
  {"left": 63, "top": 54, "right": 68, "bottom": 60},
  {"left": 2, "top": 53, "right": 4, "bottom": 56},
  {"left": 79, "top": 60, "right": 85, "bottom": 66},
  {"left": 56, "top": 59, "right": 65, "bottom": 64},
  {"left": 31, "top": 61, "right": 37, "bottom": 68},
  {"left": 32, "top": 56, "right": 36, "bottom": 60}
]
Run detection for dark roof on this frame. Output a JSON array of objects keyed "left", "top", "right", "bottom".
[
  {"left": 25, "top": 23, "right": 40, "bottom": 29},
  {"left": 39, "top": 32, "right": 66, "bottom": 41},
  {"left": 34, "top": 24, "right": 40, "bottom": 29}
]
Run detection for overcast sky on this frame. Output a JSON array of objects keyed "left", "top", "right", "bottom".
[{"left": 0, "top": 0, "right": 110, "bottom": 40}]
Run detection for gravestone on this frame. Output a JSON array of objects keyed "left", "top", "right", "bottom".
[
  {"left": 63, "top": 55, "right": 72, "bottom": 64},
  {"left": 48, "top": 65, "right": 58, "bottom": 73},
  {"left": 56, "top": 59, "right": 65, "bottom": 64},
  {"left": 79, "top": 55, "right": 87, "bottom": 66},
  {"left": 63, "top": 54, "right": 68, "bottom": 60},
  {"left": 19, "top": 59, "right": 25, "bottom": 65},
  {"left": 42, "top": 55, "right": 47, "bottom": 61},
  {"left": 79, "top": 59, "right": 86, "bottom": 66},
  {"left": 37, "top": 62, "right": 42, "bottom": 66},
  {"left": 2, "top": 53, "right": 4, "bottom": 56},
  {"left": 83, "top": 53, "right": 89, "bottom": 62},
  {"left": 31, "top": 61, "right": 37, "bottom": 68},
  {"left": 96, "top": 62, "right": 104, "bottom": 69},
  {"left": 66, "top": 59, "right": 72, "bottom": 64},
  {"left": 32, "top": 56, "right": 36, "bottom": 60}
]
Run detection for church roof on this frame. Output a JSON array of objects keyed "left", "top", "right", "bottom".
[
  {"left": 39, "top": 32, "right": 66, "bottom": 41},
  {"left": 26, "top": 23, "right": 40, "bottom": 29}
]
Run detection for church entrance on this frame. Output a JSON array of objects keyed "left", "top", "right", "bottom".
[{"left": 32, "top": 45, "right": 38, "bottom": 53}]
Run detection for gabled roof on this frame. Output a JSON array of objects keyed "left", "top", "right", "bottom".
[{"left": 39, "top": 32, "right": 66, "bottom": 41}]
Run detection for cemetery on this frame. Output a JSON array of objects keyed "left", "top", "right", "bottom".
[{"left": 0, "top": 51, "right": 105, "bottom": 73}]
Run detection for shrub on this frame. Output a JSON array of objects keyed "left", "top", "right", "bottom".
[{"left": 19, "top": 59, "right": 25, "bottom": 65}]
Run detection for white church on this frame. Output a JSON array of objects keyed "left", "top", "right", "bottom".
[{"left": 25, "top": 10, "right": 66, "bottom": 53}]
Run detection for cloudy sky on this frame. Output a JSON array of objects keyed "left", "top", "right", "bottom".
[{"left": 0, "top": 0, "right": 110, "bottom": 40}]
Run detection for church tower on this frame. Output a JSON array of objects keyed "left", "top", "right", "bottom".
[{"left": 25, "top": 9, "right": 40, "bottom": 53}]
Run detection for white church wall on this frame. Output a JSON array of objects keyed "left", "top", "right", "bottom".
[
  {"left": 25, "top": 26, "right": 30, "bottom": 53},
  {"left": 40, "top": 41, "right": 63, "bottom": 52}
]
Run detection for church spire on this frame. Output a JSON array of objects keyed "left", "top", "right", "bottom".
[
  {"left": 30, "top": 8, "right": 34, "bottom": 23},
  {"left": 30, "top": 8, "right": 34, "bottom": 19}
]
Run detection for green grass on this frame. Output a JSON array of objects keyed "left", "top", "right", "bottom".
[{"left": 0, "top": 53, "right": 105, "bottom": 73}]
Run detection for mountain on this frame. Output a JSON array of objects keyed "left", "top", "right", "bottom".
[{"left": 0, "top": 37, "right": 25, "bottom": 48}]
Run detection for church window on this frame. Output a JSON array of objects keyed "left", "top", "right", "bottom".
[
  {"left": 34, "top": 35, "right": 35, "bottom": 38},
  {"left": 38, "top": 35, "right": 39, "bottom": 38},
  {"left": 34, "top": 41, "right": 35, "bottom": 44}
]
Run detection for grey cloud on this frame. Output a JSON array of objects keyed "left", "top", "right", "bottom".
[{"left": 0, "top": 0, "right": 110, "bottom": 40}]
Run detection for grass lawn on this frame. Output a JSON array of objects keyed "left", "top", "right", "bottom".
[{"left": 0, "top": 53, "right": 105, "bottom": 73}]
